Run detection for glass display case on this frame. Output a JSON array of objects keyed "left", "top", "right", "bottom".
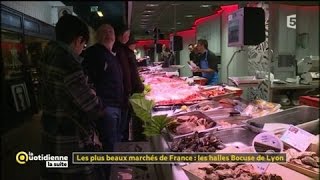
[
  {"left": 1, "top": 29, "right": 50, "bottom": 133},
  {"left": 1, "top": 29, "right": 25, "bottom": 80}
]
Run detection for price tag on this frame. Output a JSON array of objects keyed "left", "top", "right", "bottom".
[
  {"left": 280, "top": 125, "right": 314, "bottom": 152},
  {"left": 256, "top": 163, "right": 270, "bottom": 174}
]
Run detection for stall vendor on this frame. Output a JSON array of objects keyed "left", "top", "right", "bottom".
[{"left": 192, "top": 39, "right": 219, "bottom": 85}]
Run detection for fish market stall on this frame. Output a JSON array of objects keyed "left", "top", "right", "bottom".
[{"left": 130, "top": 67, "right": 319, "bottom": 180}]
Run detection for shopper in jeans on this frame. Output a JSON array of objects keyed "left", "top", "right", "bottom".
[
  {"left": 126, "top": 36, "right": 145, "bottom": 141},
  {"left": 112, "top": 25, "right": 135, "bottom": 142},
  {"left": 82, "top": 23, "right": 124, "bottom": 179},
  {"left": 39, "top": 14, "right": 106, "bottom": 180}
]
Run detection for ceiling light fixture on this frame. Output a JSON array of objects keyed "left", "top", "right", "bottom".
[
  {"left": 97, "top": 11, "right": 103, "bottom": 17},
  {"left": 141, "top": 19, "right": 150, "bottom": 22},
  {"left": 176, "top": 22, "right": 181, "bottom": 25},
  {"left": 171, "top": 3, "right": 180, "bottom": 6},
  {"left": 200, "top": 4, "right": 211, "bottom": 8},
  {"left": 146, "top": 4, "right": 159, "bottom": 7},
  {"left": 144, "top": 10, "right": 154, "bottom": 13},
  {"left": 141, "top": 13, "right": 152, "bottom": 17},
  {"left": 185, "top": 15, "right": 194, "bottom": 18}
]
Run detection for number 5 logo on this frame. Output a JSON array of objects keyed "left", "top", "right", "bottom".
[{"left": 287, "top": 14, "right": 296, "bottom": 29}]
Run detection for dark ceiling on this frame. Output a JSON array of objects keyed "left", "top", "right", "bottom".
[
  {"left": 63, "top": 1, "right": 126, "bottom": 30},
  {"left": 131, "top": 1, "right": 239, "bottom": 40},
  {"left": 63, "top": 1, "right": 319, "bottom": 40},
  {"left": 130, "top": 1, "right": 320, "bottom": 40}
]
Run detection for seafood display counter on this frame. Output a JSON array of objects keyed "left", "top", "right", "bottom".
[{"left": 139, "top": 67, "right": 319, "bottom": 180}]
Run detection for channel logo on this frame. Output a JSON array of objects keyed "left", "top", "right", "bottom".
[
  {"left": 16, "top": 151, "right": 29, "bottom": 164},
  {"left": 287, "top": 14, "right": 296, "bottom": 29},
  {"left": 16, "top": 151, "right": 68, "bottom": 168}
]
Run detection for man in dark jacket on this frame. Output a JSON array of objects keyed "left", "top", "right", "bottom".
[
  {"left": 82, "top": 23, "right": 124, "bottom": 179},
  {"left": 189, "top": 43, "right": 201, "bottom": 77},
  {"left": 126, "top": 36, "right": 144, "bottom": 94},
  {"left": 40, "top": 14, "right": 106, "bottom": 180},
  {"left": 126, "top": 36, "right": 145, "bottom": 141},
  {"left": 113, "top": 25, "right": 144, "bottom": 141}
]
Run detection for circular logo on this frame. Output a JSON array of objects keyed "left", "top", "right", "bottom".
[
  {"left": 252, "top": 132, "right": 284, "bottom": 153},
  {"left": 16, "top": 151, "right": 29, "bottom": 164}
]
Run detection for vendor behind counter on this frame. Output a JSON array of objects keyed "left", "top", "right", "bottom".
[{"left": 191, "top": 39, "right": 220, "bottom": 85}]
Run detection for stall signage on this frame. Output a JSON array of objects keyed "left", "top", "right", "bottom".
[
  {"left": 256, "top": 163, "right": 270, "bottom": 173},
  {"left": 280, "top": 125, "right": 314, "bottom": 152}
]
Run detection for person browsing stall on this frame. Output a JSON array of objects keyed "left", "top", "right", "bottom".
[
  {"left": 113, "top": 25, "right": 136, "bottom": 142},
  {"left": 39, "top": 14, "right": 106, "bottom": 180},
  {"left": 192, "top": 39, "right": 219, "bottom": 85},
  {"left": 81, "top": 23, "right": 124, "bottom": 179},
  {"left": 126, "top": 36, "right": 145, "bottom": 141}
]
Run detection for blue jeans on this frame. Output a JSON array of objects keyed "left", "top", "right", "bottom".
[
  {"left": 97, "top": 106, "right": 122, "bottom": 179},
  {"left": 120, "top": 107, "right": 129, "bottom": 141},
  {"left": 97, "top": 106, "right": 122, "bottom": 152}
]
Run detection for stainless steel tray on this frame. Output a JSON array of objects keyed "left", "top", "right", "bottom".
[
  {"left": 246, "top": 106, "right": 319, "bottom": 134},
  {"left": 213, "top": 126, "right": 260, "bottom": 149},
  {"left": 166, "top": 111, "right": 218, "bottom": 139},
  {"left": 228, "top": 76, "right": 265, "bottom": 86},
  {"left": 203, "top": 108, "right": 237, "bottom": 120},
  {"left": 215, "top": 116, "right": 251, "bottom": 130},
  {"left": 188, "top": 100, "right": 222, "bottom": 112},
  {"left": 167, "top": 126, "right": 259, "bottom": 151}
]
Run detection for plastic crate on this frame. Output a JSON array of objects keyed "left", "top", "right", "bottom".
[{"left": 299, "top": 96, "right": 319, "bottom": 107}]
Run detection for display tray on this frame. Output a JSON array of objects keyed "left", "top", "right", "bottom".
[
  {"left": 214, "top": 116, "right": 251, "bottom": 130},
  {"left": 282, "top": 163, "right": 319, "bottom": 179},
  {"left": 154, "top": 97, "right": 209, "bottom": 106},
  {"left": 166, "top": 111, "right": 218, "bottom": 140},
  {"left": 203, "top": 108, "right": 238, "bottom": 120},
  {"left": 168, "top": 131, "right": 227, "bottom": 153},
  {"left": 246, "top": 106, "right": 319, "bottom": 135},
  {"left": 167, "top": 126, "right": 258, "bottom": 152},
  {"left": 213, "top": 126, "right": 259, "bottom": 149},
  {"left": 228, "top": 76, "right": 265, "bottom": 86},
  {"left": 200, "top": 89, "right": 236, "bottom": 101},
  {"left": 181, "top": 163, "right": 313, "bottom": 180},
  {"left": 282, "top": 148, "right": 320, "bottom": 179},
  {"left": 188, "top": 100, "right": 222, "bottom": 112},
  {"left": 153, "top": 105, "right": 182, "bottom": 112}
]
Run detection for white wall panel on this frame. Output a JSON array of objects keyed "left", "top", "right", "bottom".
[
  {"left": 295, "top": 6, "right": 319, "bottom": 60},
  {"left": 196, "top": 15, "right": 221, "bottom": 55},
  {"left": 177, "top": 30, "right": 196, "bottom": 77}
]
